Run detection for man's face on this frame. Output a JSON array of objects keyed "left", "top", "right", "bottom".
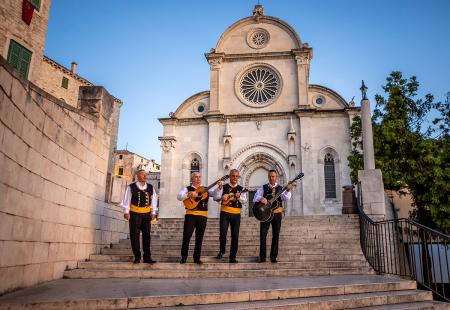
[
  {"left": 192, "top": 172, "right": 201, "bottom": 186},
  {"left": 230, "top": 172, "right": 239, "bottom": 185},
  {"left": 137, "top": 171, "right": 146, "bottom": 183},
  {"left": 268, "top": 172, "right": 277, "bottom": 186}
]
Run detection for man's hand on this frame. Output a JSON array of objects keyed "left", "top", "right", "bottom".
[
  {"left": 260, "top": 197, "right": 268, "bottom": 205},
  {"left": 188, "top": 191, "right": 198, "bottom": 198},
  {"left": 217, "top": 180, "right": 223, "bottom": 190},
  {"left": 235, "top": 192, "right": 241, "bottom": 199},
  {"left": 222, "top": 194, "right": 229, "bottom": 201},
  {"left": 124, "top": 213, "right": 130, "bottom": 221},
  {"left": 287, "top": 183, "right": 295, "bottom": 191},
  {"left": 151, "top": 214, "right": 157, "bottom": 221}
]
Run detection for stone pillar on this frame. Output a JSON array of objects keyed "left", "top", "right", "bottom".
[
  {"left": 205, "top": 52, "right": 224, "bottom": 114},
  {"left": 293, "top": 47, "right": 312, "bottom": 108},
  {"left": 297, "top": 112, "right": 315, "bottom": 215},
  {"left": 206, "top": 115, "right": 222, "bottom": 218},
  {"left": 361, "top": 98, "right": 375, "bottom": 170},
  {"left": 357, "top": 88, "right": 385, "bottom": 216}
]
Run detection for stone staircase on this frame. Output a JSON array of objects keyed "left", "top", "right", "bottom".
[{"left": 0, "top": 215, "right": 447, "bottom": 309}]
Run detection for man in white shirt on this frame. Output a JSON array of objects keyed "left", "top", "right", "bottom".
[
  {"left": 121, "top": 169, "right": 158, "bottom": 264},
  {"left": 177, "top": 172, "right": 222, "bottom": 264},
  {"left": 253, "top": 170, "right": 293, "bottom": 263}
]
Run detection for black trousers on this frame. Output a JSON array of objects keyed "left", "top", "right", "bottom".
[
  {"left": 129, "top": 212, "right": 151, "bottom": 260},
  {"left": 181, "top": 214, "right": 207, "bottom": 261},
  {"left": 219, "top": 211, "right": 241, "bottom": 260},
  {"left": 260, "top": 212, "right": 282, "bottom": 260}
]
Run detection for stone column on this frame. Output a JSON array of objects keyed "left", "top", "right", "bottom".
[
  {"left": 357, "top": 83, "right": 385, "bottom": 216},
  {"left": 205, "top": 115, "right": 223, "bottom": 218},
  {"left": 297, "top": 112, "right": 315, "bottom": 215},
  {"left": 293, "top": 47, "right": 312, "bottom": 108},
  {"left": 361, "top": 98, "right": 375, "bottom": 170},
  {"left": 205, "top": 52, "right": 224, "bottom": 114}
]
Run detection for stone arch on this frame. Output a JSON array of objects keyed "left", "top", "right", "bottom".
[{"left": 182, "top": 152, "right": 204, "bottom": 186}]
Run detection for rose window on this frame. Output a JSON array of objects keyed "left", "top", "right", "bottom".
[
  {"left": 237, "top": 66, "right": 281, "bottom": 106},
  {"left": 247, "top": 28, "right": 270, "bottom": 49}
]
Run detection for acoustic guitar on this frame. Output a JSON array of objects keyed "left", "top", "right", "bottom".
[
  {"left": 183, "top": 175, "right": 230, "bottom": 210},
  {"left": 252, "top": 172, "right": 304, "bottom": 222},
  {"left": 221, "top": 188, "right": 249, "bottom": 206}
]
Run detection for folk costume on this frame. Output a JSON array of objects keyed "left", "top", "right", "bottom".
[
  {"left": 121, "top": 182, "right": 158, "bottom": 263},
  {"left": 214, "top": 183, "right": 247, "bottom": 262},
  {"left": 253, "top": 183, "right": 291, "bottom": 262}
]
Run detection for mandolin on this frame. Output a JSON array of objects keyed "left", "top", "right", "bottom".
[
  {"left": 221, "top": 188, "right": 248, "bottom": 206},
  {"left": 183, "top": 175, "right": 230, "bottom": 210},
  {"left": 252, "top": 172, "right": 304, "bottom": 222}
]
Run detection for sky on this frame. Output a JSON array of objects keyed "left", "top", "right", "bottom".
[{"left": 45, "top": 0, "right": 450, "bottom": 162}]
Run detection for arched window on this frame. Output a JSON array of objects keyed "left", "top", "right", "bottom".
[
  {"left": 324, "top": 153, "right": 336, "bottom": 198},
  {"left": 190, "top": 158, "right": 200, "bottom": 175}
]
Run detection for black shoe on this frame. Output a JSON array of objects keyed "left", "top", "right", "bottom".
[
  {"left": 258, "top": 257, "right": 266, "bottom": 263},
  {"left": 179, "top": 258, "right": 187, "bottom": 264},
  {"left": 229, "top": 258, "right": 238, "bottom": 264},
  {"left": 194, "top": 260, "right": 203, "bottom": 265},
  {"left": 215, "top": 252, "right": 223, "bottom": 259},
  {"left": 143, "top": 258, "right": 156, "bottom": 264},
  {"left": 270, "top": 258, "right": 278, "bottom": 263},
  {"left": 133, "top": 258, "right": 140, "bottom": 264}
]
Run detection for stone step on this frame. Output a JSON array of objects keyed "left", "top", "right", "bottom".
[
  {"left": 149, "top": 225, "right": 360, "bottom": 231},
  {"left": 111, "top": 240, "right": 362, "bottom": 249},
  {"left": 100, "top": 247, "right": 363, "bottom": 256},
  {"left": 77, "top": 260, "right": 370, "bottom": 270},
  {"left": 0, "top": 275, "right": 426, "bottom": 310},
  {"left": 351, "top": 301, "right": 450, "bottom": 309},
  {"left": 63, "top": 266, "right": 375, "bottom": 279},
  {"left": 89, "top": 253, "right": 367, "bottom": 263},
  {"left": 143, "top": 291, "right": 435, "bottom": 310}
]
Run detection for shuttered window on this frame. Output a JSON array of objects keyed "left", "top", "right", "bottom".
[
  {"left": 324, "top": 153, "right": 336, "bottom": 199},
  {"left": 61, "top": 77, "right": 69, "bottom": 89},
  {"left": 29, "top": 0, "right": 41, "bottom": 11},
  {"left": 7, "top": 40, "right": 32, "bottom": 78}
]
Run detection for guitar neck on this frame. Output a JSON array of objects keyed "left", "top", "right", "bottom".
[{"left": 269, "top": 184, "right": 290, "bottom": 203}]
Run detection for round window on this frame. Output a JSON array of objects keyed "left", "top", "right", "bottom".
[
  {"left": 313, "top": 95, "right": 326, "bottom": 107},
  {"left": 235, "top": 64, "right": 282, "bottom": 107},
  {"left": 197, "top": 105, "right": 205, "bottom": 113},
  {"left": 246, "top": 28, "right": 270, "bottom": 49}
]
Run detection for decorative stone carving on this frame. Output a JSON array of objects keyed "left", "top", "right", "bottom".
[
  {"left": 159, "top": 136, "right": 176, "bottom": 153},
  {"left": 207, "top": 57, "right": 223, "bottom": 70},
  {"left": 247, "top": 28, "right": 270, "bottom": 49},
  {"left": 295, "top": 54, "right": 310, "bottom": 65},
  {"left": 256, "top": 120, "right": 262, "bottom": 130},
  {"left": 252, "top": 4, "right": 265, "bottom": 17},
  {"left": 301, "top": 142, "right": 311, "bottom": 152}
]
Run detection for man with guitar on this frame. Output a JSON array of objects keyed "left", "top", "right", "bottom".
[
  {"left": 253, "top": 170, "right": 294, "bottom": 263},
  {"left": 214, "top": 169, "right": 247, "bottom": 263},
  {"left": 176, "top": 172, "right": 225, "bottom": 264}
]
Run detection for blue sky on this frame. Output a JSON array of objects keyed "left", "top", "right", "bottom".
[{"left": 45, "top": 0, "right": 450, "bottom": 162}]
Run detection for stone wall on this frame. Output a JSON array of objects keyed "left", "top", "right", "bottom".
[
  {"left": 0, "top": 0, "right": 51, "bottom": 84},
  {"left": 0, "top": 57, "right": 128, "bottom": 294}
]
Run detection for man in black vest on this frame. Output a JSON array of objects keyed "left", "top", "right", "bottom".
[
  {"left": 214, "top": 169, "right": 247, "bottom": 263},
  {"left": 253, "top": 170, "right": 293, "bottom": 263},
  {"left": 177, "top": 171, "right": 222, "bottom": 264},
  {"left": 121, "top": 169, "right": 157, "bottom": 264}
]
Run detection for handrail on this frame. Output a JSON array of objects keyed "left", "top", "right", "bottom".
[{"left": 356, "top": 182, "right": 450, "bottom": 302}]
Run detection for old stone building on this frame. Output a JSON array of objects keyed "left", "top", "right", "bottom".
[
  {"left": 0, "top": 0, "right": 126, "bottom": 293},
  {"left": 158, "top": 5, "right": 360, "bottom": 218}
]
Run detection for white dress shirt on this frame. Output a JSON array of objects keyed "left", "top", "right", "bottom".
[
  {"left": 121, "top": 182, "right": 158, "bottom": 215},
  {"left": 253, "top": 183, "right": 291, "bottom": 203},
  {"left": 176, "top": 185, "right": 219, "bottom": 201}
]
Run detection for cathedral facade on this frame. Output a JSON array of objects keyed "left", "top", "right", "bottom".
[{"left": 158, "top": 6, "right": 359, "bottom": 218}]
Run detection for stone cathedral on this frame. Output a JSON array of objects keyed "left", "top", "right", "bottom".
[{"left": 158, "top": 5, "right": 359, "bottom": 218}]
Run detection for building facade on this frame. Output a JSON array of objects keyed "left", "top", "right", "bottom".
[
  {"left": 158, "top": 5, "right": 360, "bottom": 218},
  {"left": 114, "top": 149, "right": 160, "bottom": 183}
]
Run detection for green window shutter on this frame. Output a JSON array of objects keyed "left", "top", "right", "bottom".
[
  {"left": 7, "top": 40, "right": 32, "bottom": 78},
  {"left": 61, "top": 77, "right": 69, "bottom": 89},
  {"left": 28, "top": 0, "right": 40, "bottom": 11}
]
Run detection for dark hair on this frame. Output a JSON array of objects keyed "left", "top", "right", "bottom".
[{"left": 268, "top": 169, "right": 277, "bottom": 175}]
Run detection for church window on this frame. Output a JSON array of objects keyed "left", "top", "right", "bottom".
[
  {"left": 190, "top": 158, "right": 200, "bottom": 174},
  {"left": 313, "top": 95, "right": 326, "bottom": 107},
  {"left": 237, "top": 65, "right": 281, "bottom": 107},
  {"left": 247, "top": 28, "right": 270, "bottom": 49},
  {"left": 324, "top": 153, "right": 336, "bottom": 198},
  {"left": 7, "top": 40, "right": 32, "bottom": 78},
  {"left": 197, "top": 105, "right": 205, "bottom": 113},
  {"left": 61, "top": 77, "right": 69, "bottom": 89}
]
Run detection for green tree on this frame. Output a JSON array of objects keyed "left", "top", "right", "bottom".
[{"left": 348, "top": 72, "right": 450, "bottom": 233}]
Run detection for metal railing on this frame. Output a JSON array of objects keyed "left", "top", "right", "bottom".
[{"left": 356, "top": 183, "right": 450, "bottom": 302}]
